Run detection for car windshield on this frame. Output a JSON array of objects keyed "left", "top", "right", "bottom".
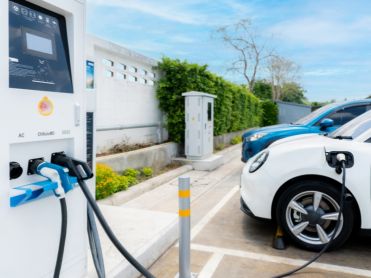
[
  {"left": 330, "top": 110, "right": 371, "bottom": 139},
  {"left": 293, "top": 102, "right": 339, "bottom": 125}
]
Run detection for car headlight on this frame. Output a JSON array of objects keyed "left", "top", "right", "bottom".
[
  {"left": 248, "top": 133, "right": 267, "bottom": 142},
  {"left": 249, "top": 151, "right": 269, "bottom": 173}
]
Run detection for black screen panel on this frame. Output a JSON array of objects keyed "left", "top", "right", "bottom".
[{"left": 9, "top": 0, "right": 73, "bottom": 93}]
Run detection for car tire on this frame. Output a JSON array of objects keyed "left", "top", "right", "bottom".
[{"left": 276, "top": 179, "right": 354, "bottom": 251}]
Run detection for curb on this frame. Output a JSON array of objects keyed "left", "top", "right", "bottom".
[{"left": 98, "top": 164, "right": 193, "bottom": 206}]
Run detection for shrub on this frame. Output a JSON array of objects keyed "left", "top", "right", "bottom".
[
  {"left": 126, "top": 176, "right": 138, "bottom": 187},
  {"left": 261, "top": 100, "right": 278, "bottom": 126},
  {"left": 230, "top": 135, "right": 242, "bottom": 145},
  {"left": 96, "top": 164, "right": 136, "bottom": 199},
  {"left": 123, "top": 168, "right": 140, "bottom": 178},
  {"left": 95, "top": 164, "right": 118, "bottom": 200},
  {"left": 141, "top": 167, "right": 153, "bottom": 177},
  {"left": 156, "top": 57, "right": 263, "bottom": 143},
  {"left": 113, "top": 176, "right": 129, "bottom": 192}
]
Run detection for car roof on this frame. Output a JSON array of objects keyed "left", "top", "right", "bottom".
[{"left": 305, "top": 99, "right": 371, "bottom": 126}]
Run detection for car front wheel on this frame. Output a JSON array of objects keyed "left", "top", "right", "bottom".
[{"left": 276, "top": 180, "right": 354, "bottom": 251}]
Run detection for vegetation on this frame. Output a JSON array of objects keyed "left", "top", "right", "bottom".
[
  {"left": 261, "top": 100, "right": 279, "bottom": 126},
  {"left": 231, "top": 135, "right": 242, "bottom": 145},
  {"left": 96, "top": 164, "right": 154, "bottom": 200},
  {"left": 123, "top": 168, "right": 140, "bottom": 178},
  {"left": 96, "top": 164, "right": 129, "bottom": 200},
  {"left": 156, "top": 57, "right": 262, "bottom": 143},
  {"left": 253, "top": 80, "right": 273, "bottom": 100},
  {"left": 141, "top": 167, "right": 153, "bottom": 177},
  {"left": 281, "top": 82, "right": 307, "bottom": 104}
]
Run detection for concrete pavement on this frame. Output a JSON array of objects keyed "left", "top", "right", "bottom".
[
  {"left": 88, "top": 144, "right": 243, "bottom": 278},
  {"left": 90, "top": 142, "right": 371, "bottom": 278}
]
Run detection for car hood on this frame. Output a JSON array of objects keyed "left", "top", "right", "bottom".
[
  {"left": 269, "top": 133, "right": 349, "bottom": 152},
  {"left": 270, "top": 133, "right": 322, "bottom": 148},
  {"left": 243, "top": 124, "right": 308, "bottom": 138}
]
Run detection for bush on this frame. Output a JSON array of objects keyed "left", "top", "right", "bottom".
[
  {"left": 123, "top": 168, "right": 140, "bottom": 178},
  {"left": 113, "top": 176, "right": 130, "bottom": 192},
  {"left": 141, "top": 167, "right": 153, "bottom": 177},
  {"left": 261, "top": 100, "right": 278, "bottom": 126},
  {"left": 96, "top": 164, "right": 119, "bottom": 200},
  {"left": 230, "top": 135, "right": 242, "bottom": 145},
  {"left": 96, "top": 164, "right": 137, "bottom": 199},
  {"left": 156, "top": 57, "right": 263, "bottom": 143}
]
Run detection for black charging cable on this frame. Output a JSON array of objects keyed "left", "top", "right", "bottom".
[
  {"left": 50, "top": 153, "right": 156, "bottom": 278},
  {"left": 78, "top": 179, "right": 156, "bottom": 278},
  {"left": 54, "top": 197, "right": 68, "bottom": 278},
  {"left": 273, "top": 158, "right": 347, "bottom": 278},
  {"left": 87, "top": 204, "right": 106, "bottom": 278}
]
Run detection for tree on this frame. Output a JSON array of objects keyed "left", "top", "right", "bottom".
[
  {"left": 267, "top": 55, "right": 300, "bottom": 100},
  {"left": 281, "top": 82, "right": 307, "bottom": 104},
  {"left": 216, "top": 19, "right": 273, "bottom": 92},
  {"left": 253, "top": 80, "right": 272, "bottom": 100}
]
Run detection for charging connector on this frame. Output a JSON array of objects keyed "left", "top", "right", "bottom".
[
  {"left": 32, "top": 161, "right": 69, "bottom": 278},
  {"left": 326, "top": 151, "right": 354, "bottom": 174}
]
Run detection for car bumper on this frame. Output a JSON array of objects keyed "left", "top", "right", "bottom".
[{"left": 240, "top": 166, "right": 275, "bottom": 220}]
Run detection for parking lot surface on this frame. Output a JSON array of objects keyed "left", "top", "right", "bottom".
[{"left": 148, "top": 158, "right": 371, "bottom": 278}]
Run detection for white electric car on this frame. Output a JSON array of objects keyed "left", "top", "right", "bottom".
[{"left": 240, "top": 110, "right": 371, "bottom": 251}]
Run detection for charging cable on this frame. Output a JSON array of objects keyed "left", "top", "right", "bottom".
[
  {"left": 87, "top": 204, "right": 106, "bottom": 278},
  {"left": 36, "top": 163, "right": 68, "bottom": 278},
  {"left": 51, "top": 153, "right": 156, "bottom": 278},
  {"left": 273, "top": 153, "right": 347, "bottom": 278}
]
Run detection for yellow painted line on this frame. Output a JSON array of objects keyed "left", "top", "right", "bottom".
[
  {"left": 179, "top": 189, "right": 190, "bottom": 198},
  {"left": 179, "top": 209, "right": 191, "bottom": 217}
]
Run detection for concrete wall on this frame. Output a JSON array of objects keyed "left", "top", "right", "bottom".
[
  {"left": 96, "top": 142, "right": 178, "bottom": 172},
  {"left": 276, "top": 101, "right": 312, "bottom": 124},
  {"left": 86, "top": 35, "right": 167, "bottom": 154}
]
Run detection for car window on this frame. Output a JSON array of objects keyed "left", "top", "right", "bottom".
[
  {"left": 365, "top": 137, "right": 371, "bottom": 143},
  {"left": 318, "top": 105, "right": 369, "bottom": 126}
]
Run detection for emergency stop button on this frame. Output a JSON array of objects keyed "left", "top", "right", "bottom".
[{"left": 38, "top": 96, "right": 54, "bottom": 116}]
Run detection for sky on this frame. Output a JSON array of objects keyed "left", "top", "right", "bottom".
[{"left": 87, "top": 0, "right": 371, "bottom": 102}]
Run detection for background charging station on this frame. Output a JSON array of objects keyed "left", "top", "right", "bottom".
[{"left": 0, "top": 0, "right": 92, "bottom": 277}]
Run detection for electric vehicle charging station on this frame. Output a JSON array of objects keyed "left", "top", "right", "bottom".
[
  {"left": 183, "top": 92, "right": 216, "bottom": 160},
  {"left": 1, "top": 0, "right": 89, "bottom": 277}
]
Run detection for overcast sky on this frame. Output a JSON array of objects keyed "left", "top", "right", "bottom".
[{"left": 87, "top": 0, "right": 371, "bottom": 102}]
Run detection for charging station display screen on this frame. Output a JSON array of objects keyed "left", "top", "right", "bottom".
[
  {"left": 26, "top": 33, "right": 53, "bottom": 55},
  {"left": 9, "top": 0, "right": 73, "bottom": 93}
]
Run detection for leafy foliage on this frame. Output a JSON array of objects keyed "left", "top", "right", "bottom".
[
  {"left": 96, "top": 164, "right": 129, "bottom": 200},
  {"left": 261, "top": 100, "right": 278, "bottom": 126},
  {"left": 156, "top": 57, "right": 263, "bottom": 143},
  {"left": 230, "top": 135, "right": 242, "bottom": 145},
  {"left": 281, "top": 82, "right": 307, "bottom": 104},
  {"left": 141, "top": 167, "right": 154, "bottom": 177},
  {"left": 123, "top": 168, "right": 140, "bottom": 178},
  {"left": 253, "top": 80, "right": 273, "bottom": 100}
]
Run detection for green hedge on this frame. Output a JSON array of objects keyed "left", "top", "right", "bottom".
[
  {"left": 261, "top": 100, "right": 278, "bottom": 126},
  {"left": 156, "top": 58, "right": 262, "bottom": 143}
]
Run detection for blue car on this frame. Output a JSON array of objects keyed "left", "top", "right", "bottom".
[{"left": 241, "top": 99, "right": 371, "bottom": 162}]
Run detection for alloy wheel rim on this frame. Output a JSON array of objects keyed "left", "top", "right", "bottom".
[{"left": 285, "top": 190, "right": 343, "bottom": 245}]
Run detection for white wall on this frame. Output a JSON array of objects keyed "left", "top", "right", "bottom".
[{"left": 86, "top": 35, "right": 167, "bottom": 154}]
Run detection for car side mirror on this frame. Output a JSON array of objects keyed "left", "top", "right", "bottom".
[{"left": 320, "top": 118, "right": 334, "bottom": 130}]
